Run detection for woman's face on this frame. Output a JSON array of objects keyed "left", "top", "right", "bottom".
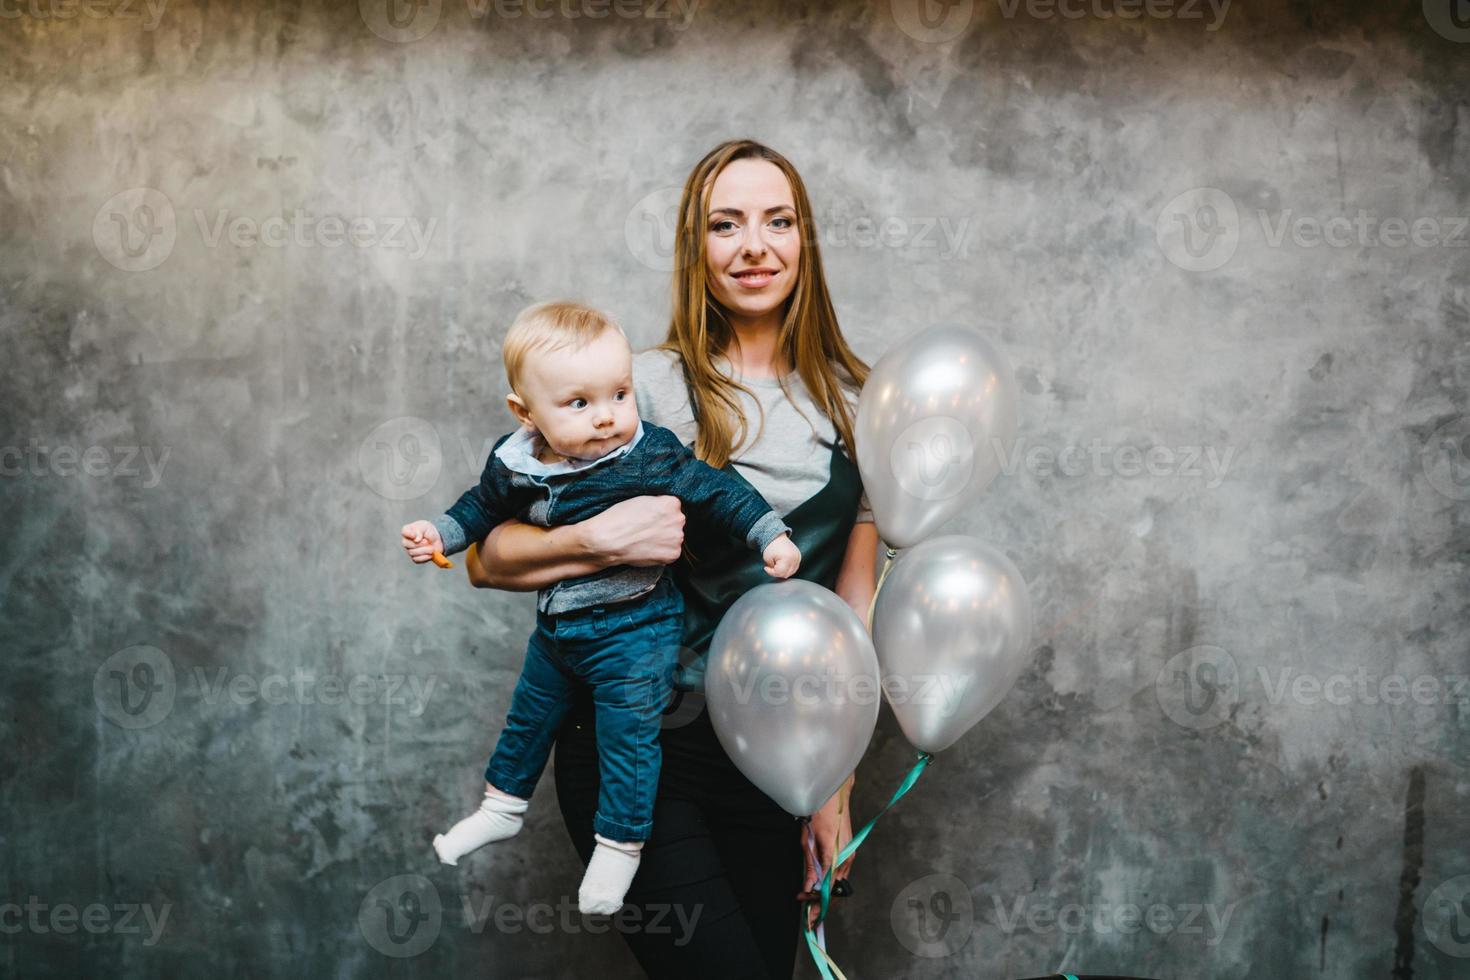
[{"left": 704, "top": 159, "right": 802, "bottom": 326}]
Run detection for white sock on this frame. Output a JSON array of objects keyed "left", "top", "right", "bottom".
[
  {"left": 577, "top": 834, "right": 644, "bottom": 915},
  {"left": 432, "top": 789, "right": 528, "bottom": 866}
]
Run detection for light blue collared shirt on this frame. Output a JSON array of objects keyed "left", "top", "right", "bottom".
[{"left": 493, "top": 418, "right": 647, "bottom": 478}]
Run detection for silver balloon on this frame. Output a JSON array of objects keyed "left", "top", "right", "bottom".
[
  {"left": 856, "top": 325, "right": 1019, "bottom": 549},
  {"left": 705, "top": 579, "right": 881, "bottom": 816},
  {"left": 871, "top": 535, "right": 1033, "bottom": 754}
]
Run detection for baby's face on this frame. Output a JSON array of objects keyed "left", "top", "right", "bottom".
[{"left": 518, "top": 328, "right": 640, "bottom": 461}]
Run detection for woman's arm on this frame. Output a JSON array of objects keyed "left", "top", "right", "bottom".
[
  {"left": 833, "top": 521, "right": 881, "bottom": 626},
  {"left": 464, "top": 521, "right": 600, "bottom": 591},
  {"left": 463, "top": 495, "right": 688, "bottom": 591}
]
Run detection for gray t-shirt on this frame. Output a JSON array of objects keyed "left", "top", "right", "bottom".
[{"left": 632, "top": 347, "right": 873, "bottom": 524}]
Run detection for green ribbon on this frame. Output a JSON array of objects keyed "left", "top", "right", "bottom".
[{"left": 802, "top": 751, "right": 933, "bottom": 979}]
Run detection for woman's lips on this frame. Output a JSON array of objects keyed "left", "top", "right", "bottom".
[{"left": 731, "top": 268, "right": 777, "bottom": 289}]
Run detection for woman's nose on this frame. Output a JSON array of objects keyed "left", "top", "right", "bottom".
[{"left": 741, "top": 224, "right": 767, "bottom": 257}]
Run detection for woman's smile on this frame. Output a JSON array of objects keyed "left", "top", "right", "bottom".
[{"left": 730, "top": 267, "right": 779, "bottom": 289}]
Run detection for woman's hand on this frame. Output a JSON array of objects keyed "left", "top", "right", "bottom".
[
  {"left": 581, "top": 494, "right": 686, "bottom": 566},
  {"left": 464, "top": 496, "right": 685, "bottom": 591},
  {"left": 798, "top": 775, "right": 856, "bottom": 928}
]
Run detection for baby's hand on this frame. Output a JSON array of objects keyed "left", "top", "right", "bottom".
[
  {"left": 401, "top": 520, "right": 444, "bottom": 565},
  {"left": 763, "top": 533, "right": 802, "bottom": 579}
]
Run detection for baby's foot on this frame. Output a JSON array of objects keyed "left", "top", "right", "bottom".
[
  {"left": 577, "top": 835, "right": 643, "bottom": 914},
  {"left": 432, "top": 789, "right": 529, "bottom": 866}
]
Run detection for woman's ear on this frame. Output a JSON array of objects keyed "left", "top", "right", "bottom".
[{"left": 506, "top": 392, "right": 534, "bottom": 428}]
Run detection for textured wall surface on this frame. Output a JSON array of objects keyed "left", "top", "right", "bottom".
[{"left": 2, "top": 0, "right": 1467, "bottom": 977}]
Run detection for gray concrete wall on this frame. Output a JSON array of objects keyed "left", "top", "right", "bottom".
[{"left": 2, "top": 0, "right": 1467, "bottom": 977}]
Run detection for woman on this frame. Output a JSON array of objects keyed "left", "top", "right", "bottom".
[{"left": 465, "top": 139, "right": 880, "bottom": 978}]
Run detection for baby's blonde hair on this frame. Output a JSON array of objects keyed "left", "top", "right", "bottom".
[{"left": 502, "top": 301, "right": 626, "bottom": 396}]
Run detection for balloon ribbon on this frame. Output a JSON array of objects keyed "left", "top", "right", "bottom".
[
  {"left": 802, "top": 751, "right": 933, "bottom": 979},
  {"left": 864, "top": 547, "right": 898, "bottom": 631}
]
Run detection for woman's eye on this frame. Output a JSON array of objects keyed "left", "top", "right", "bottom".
[
  {"left": 771, "top": 216, "right": 794, "bottom": 230},
  {"left": 712, "top": 219, "right": 737, "bottom": 234}
]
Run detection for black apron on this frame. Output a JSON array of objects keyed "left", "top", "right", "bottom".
[
  {"left": 668, "top": 371, "right": 866, "bottom": 693},
  {"left": 550, "top": 369, "right": 867, "bottom": 980}
]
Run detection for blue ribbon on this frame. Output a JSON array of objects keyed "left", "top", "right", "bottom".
[{"left": 802, "top": 751, "right": 933, "bottom": 979}]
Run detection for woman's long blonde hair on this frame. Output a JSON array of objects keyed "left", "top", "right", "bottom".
[{"left": 655, "top": 139, "right": 869, "bottom": 469}]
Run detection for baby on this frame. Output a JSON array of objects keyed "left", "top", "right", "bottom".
[{"left": 401, "top": 301, "right": 801, "bottom": 914}]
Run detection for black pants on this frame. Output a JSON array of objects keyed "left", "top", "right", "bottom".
[{"left": 553, "top": 688, "right": 804, "bottom": 979}]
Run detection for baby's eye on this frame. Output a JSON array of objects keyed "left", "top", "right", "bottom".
[
  {"left": 614, "top": 390, "right": 627, "bottom": 401},
  {"left": 569, "top": 398, "right": 587, "bottom": 409}
]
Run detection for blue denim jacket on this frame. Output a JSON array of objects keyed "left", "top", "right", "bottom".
[{"left": 432, "top": 419, "right": 791, "bottom": 614}]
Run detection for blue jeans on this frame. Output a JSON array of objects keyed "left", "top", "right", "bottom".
[{"left": 484, "top": 573, "right": 683, "bottom": 842}]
